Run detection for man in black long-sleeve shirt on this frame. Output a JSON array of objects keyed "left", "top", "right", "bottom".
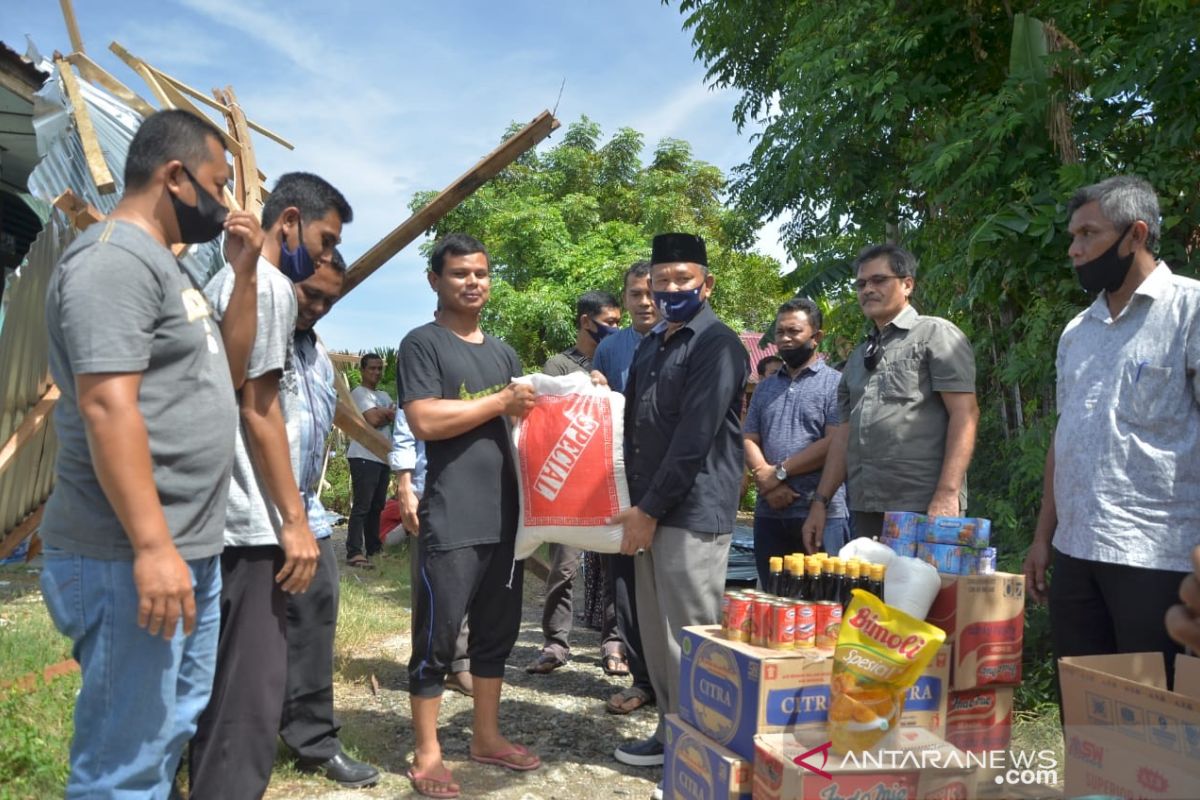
[{"left": 611, "top": 234, "right": 749, "bottom": 780}]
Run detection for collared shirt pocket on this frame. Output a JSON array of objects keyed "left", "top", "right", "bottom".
[
  {"left": 879, "top": 356, "right": 921, "bottom": 402},
  {"left": 1116, "top": 362, "right": 1179, "bottom": 431}
]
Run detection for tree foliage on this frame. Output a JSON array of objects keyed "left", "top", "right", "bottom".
[
  {"left": 672, "top": 0, "right": 1200, "bottom": 710},
  {"left": 411, "top": 116, "right": 788, "bottom": 368}
]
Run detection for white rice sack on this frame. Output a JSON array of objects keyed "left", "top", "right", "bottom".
[
  {"left": 837, "top": 537, "right": 898, "bottom": 567},
  {"left": 883, "top": 556, "right": 942, "bottom": 620},
  {"left": 511, "top": 372, "right": 628, "bottom": 560}
]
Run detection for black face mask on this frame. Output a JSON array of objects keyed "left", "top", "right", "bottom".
[
  {"left": 171, "top": 166, "right": 227, "bottom": 245},
  {"left": 779, "top": 340, "right": 817, "bottom": 370},
  {"left": 1076, "top": 224, "right": 1134, "bottom": 294}
]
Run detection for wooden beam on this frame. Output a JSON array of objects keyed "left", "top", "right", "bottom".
[
  {"left": 67, "top": 52, "right": 156, "bottom": 117},
  {"left": 332, "top": 371, "right": 390, "bottom": 461},
  {"left": 0, "top": 384, "right": 60, "bottom": 477},
  {"left": 56, "top": 59, "right": 116, "bottom": 195},
  {"left": 154, "top": 69, "right": 294, "bottom": 151},
  {"left": 341, "top": 110, "right": 560, "bottom": 295},
  {"left": 0, "top": 502, "right": 45, "bottom": 562},
  {"left": 217, "top": 87, "right": 262, "bottom": 214},
  {"left": 53, "top": 189, "right": 105, "bottom": 230},
  {"left": 59, "top": 0, "right": 86, "bottom": 54}
]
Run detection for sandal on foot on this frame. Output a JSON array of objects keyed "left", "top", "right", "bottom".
[
  {"left": 525, "top": 652, "right": 566, "bottom": 674},
  {"left": 405, "top": 765, "right": 460, "bottom": 798},
  {"left": 346, "top": 554, "right": 374, "bottom": 569},
  {"left": 469, "top": 743, "right": 541, "bottom": 772},
  {"left": 606, "top": 686, "right": 653, "bottom": 715},
  {"left": 601, "top": 652, "right": 630, "bottom": 676}
]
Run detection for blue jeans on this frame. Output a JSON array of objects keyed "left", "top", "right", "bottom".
[
  {"left": 40, "top": 547, "right": 222, "bottom": 799},
  {"left": 752, "top": 515, "right": 852, "bottom": 590}
]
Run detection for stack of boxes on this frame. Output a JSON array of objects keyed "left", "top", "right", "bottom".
[{"left": 883, "top": 511, "right": 997, "bottom": 575}]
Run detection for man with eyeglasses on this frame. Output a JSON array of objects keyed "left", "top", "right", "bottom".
[{"left": 803, "top": 244, "right": 978, "bottom": 546}]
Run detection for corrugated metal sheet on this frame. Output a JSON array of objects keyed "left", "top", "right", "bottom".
[{"left": 740, "top": 331, "right": 778, "bottom": 384}]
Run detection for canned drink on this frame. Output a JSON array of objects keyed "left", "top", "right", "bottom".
[
  {"left": 814, "top": 600, "right": 843, "bottom": 650},
  {"left": 768, "top": 601, "right": 796, "bottom": 650},
  {"left": 794, "top": 601, "right": 816, "bottom": 648},
  {"left": 723, "top": 593, "right": 751, "bottom": 643},
  {"left": 751, "top": 597, "right": 772, "bottom": 647}
]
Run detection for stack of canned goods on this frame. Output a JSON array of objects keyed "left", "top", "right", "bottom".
[{"left": 721, "top": 589, "right": 844, "bottom": 652}]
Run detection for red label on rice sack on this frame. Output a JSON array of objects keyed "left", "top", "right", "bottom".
[{"left": 516, "top": 393, "right": 621, "bottom": 526}]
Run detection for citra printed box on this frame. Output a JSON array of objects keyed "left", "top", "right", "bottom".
[
  {"left": 925, "top": 573, "right": 1024, "bottom": 689},
  {"left": 663, "top": 714, "right": 751, "bottom": 800}
]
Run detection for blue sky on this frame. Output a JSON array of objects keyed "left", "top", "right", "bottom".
[{"left": 3, "top": 0, "right": 788, "bottom": 351}]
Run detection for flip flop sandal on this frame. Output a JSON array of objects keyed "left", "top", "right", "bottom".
[
  {"left": 525, "top": 653, "right": 566, "bottom": 674},
  {"left": 469, "top": 743, "right": 542, "bottom": 772},
  {"left": 347, "top": 555, "right": 374, "bottom": 569},
  {"left": 405, "top": 765, "right": 460, "bottom": 798},
  {"left": 601, "top": 653, "right": 630, "bottom": 676},
  {"left": 606, "top": 686, "right": 653, "bottom": 715}
]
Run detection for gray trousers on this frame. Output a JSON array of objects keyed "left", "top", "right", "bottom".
[
  {"left": 408, "top": 536, "right": 470, "bottom": 673},
  {"left": 635, "top": 525, "right": 731, "bottom": 743},
  {"left": 540, "top": 543, "right": 581, "bottom": 659}
]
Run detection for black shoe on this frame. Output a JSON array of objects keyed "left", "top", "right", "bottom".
[
  {"left": 298, "top": 751, "right": 380, "bottom": 788},
  {"left": 614, "top": 735, "right": 665, "bottom": 767}
]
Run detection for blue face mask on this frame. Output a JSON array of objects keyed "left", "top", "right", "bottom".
[
  {"left": 280, "top": 219, "right": 315, "bottom": 283},
  {"left": 653, "top": 287, "right": 704, "bottom": 323},
  {"left": 588, "top": 320, "right": 621, "bottom": 344}
]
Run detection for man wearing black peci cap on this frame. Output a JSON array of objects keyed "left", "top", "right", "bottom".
[{"left": 610, "top": 233, "right": 749, "bottom": 787}]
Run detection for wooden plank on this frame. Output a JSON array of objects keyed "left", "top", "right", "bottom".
[
  {"left": 0, "top": 502, "right": 45, "bottom": 561},
  {"left": 332, "top": 370, "right": 391, "bottom": 461},
  {"left": 0, "top": 384, "right": 60, "bottom": 477},
  {"left": 67, "top": 52, "right": 156, "bottom": 116},
  {"left": 341, "top": 110, "right": 560, "bottom": 295},
  {"left": 56, "top": 59, "right": 116, "bottom": 195},
  {"left": 0, "top": 66, "right": 40, "bottom": 104},
  {"left": 52, "top": 188, "right": 105, "bottom": 230},
  {"left": 59, "top": 0, "right": 86, "bottom": 54},
  {"left": 154, "top": 69, "right": 294, "bottom": 151},
  {"left": 219, "top": 87, "right": 262, "bottom": 214}
]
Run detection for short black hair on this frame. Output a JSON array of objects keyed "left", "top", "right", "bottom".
[
  {"left": 853, "top": 243, "right": 917, "bottom": 279},
  {"left": 360, "top": 353, "right": 383, "bottom": 369},
  {"left": 576, "top": 290, "right": 620, "bottom": 325},
  {"left": 124, "top": 110, "right": 225, "bottom": 191},
  {"left": 623, "top": 260, "right": 651, "bottom": 291},
  {"left": 430, "top": 233, "right": 489, "bottom": 275},
  {"left": 261, "top": 172, "right": 353, "bottom": 231},
  {"left": 776, "top": 296, "right": 824, "bottom": 331},
  {"left": 756, "top": 354, "right": 784, "bottom": 377}
]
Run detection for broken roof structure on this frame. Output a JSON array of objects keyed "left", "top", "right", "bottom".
[{"left": 0, "top": 4, "right": 558, "bottom": 562}]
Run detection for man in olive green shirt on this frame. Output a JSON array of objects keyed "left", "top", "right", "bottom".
[{"left": 804, "top": 244, "right": 978, "bottom": 546}]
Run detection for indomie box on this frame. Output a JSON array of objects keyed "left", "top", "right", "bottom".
[
  {"left": 663, "top": 714, "right": 751, "bottom": 800},
  {"left": 926, "top": 573, "right": 1024, "bottom": 689},
  {"left": 946, "top": 686, "right": 1014, "bottom": 753},
  {"left": 923, "top": 516, "right": 991, "bottom": 549},
  {"left": 753, "top": 727, "right": 978, "bottom": 800}
]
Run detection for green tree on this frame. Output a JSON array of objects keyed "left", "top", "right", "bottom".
[
  {"left": 410, "top": 116, "right": 788, "bottom": 368},
  {"left": 671, "top": 0, "right": 1200, "bottom": 710}
]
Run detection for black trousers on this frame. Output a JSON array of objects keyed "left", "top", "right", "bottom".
[
  {"left": 347, "top": 458, "right": 389, "bottom": 558},
  {"left": 1050, "top": 548, "right": 1187, "bottom": 687},
  {"left": 280, "top": 537, "right": 341, "bottom": 763},
  {"left": 408, "top": 538, "right": 523, "bottom": 697},
  {"left": 190, "top": 546, "right": 288, "bottom": 800},
  {"left": 609, "top": 552, "right": 654, "bottom": 695}
]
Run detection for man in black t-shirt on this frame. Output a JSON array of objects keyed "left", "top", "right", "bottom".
[{"left": 399, "top": 233, "right": 539, "bottom": 797}]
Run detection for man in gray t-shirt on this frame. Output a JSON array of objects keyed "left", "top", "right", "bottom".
[
  {"left": 40, "top": 110, "right": 262, "bottom": 798},
  {"left": 189, "top": 172, "right": 352, "bottom": 800}
]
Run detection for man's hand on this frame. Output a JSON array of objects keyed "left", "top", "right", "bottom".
[
  {"left": 1022, "top": 538, "right": 1052, "bottom": 604},
  {"left": 926, "top": 488, "right": 960, "bottom": 518},
  {"left": 752, "top": 463, "right": 782, "bottom": 495},
  {"left": 1166, "top": 545, "right": 1200, "bottom": 651},
  {"left": 399, "top": 486, "right": 420, "bottom": 535},
  {"left": 133, "top": 543, "right": 196, "bottom": 639},
  {"left": 223, "top": 210, "right": 265, "bottom": 277},
  {"left": 276, "top": 519, "right": 319, "bottom": 594},
  {"left": 498, "top": 382, "right": 536, "bottom": 418},
  {"left": 802, "top": 503, "right": 828, "bottom": 554},
  {"left": 764, "top": 484, "right": 799, "bottom": 511},
  {"left": 589, "top": 370, "right": 609, "bottom": 388},
  {"left": 609, "top": 506, "right": 657, "bottom": 555}
]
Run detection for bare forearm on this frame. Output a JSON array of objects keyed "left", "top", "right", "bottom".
[
  {"left": 1034, "top": 442, "right": 1057, "bottom": 545},
  {"left": 744, "top": 436, "right": 769, "bottom": 471},
  {"left": 241, "top": 398, "right": 305, "bottom": 525},
  {"left": 936, "top": 409, "right": 978, "bottom": 497},
  {"left": 405, "top": 395, "right": 505, "bottom": 441},
  {"left": 363, "top": 406, "right": 391, "bottom": 427},
  {"left": 219, "top": 272, "right": 257, "bottom": 392},
  {"left": 784, "top": 436, "right": 832, "bottom": 477},
  {"left": 814, "top": 424, "right": 849, "bottom": 498}
]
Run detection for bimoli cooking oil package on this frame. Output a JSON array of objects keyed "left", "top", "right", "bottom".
[{"left": 828, "top": 589, "right": 947, "bottom": 754}]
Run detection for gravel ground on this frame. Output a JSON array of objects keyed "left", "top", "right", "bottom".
[{"left": 268, "top": 537, "right": 661, "bottom": 800}]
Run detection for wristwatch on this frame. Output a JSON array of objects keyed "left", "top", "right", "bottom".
[
  {"left": 774, "top": 463, "right": 788, "bottom": 481},
  {"left": 811, "top": 491, "right": 831, "bottom": 507}
]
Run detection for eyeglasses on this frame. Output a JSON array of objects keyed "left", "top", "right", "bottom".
[
  {"left": 854, "top": 275, "right": 903, "bottom": 291},
  {"left": 863, "top": 331, "right": 883, "bottom": 371}
]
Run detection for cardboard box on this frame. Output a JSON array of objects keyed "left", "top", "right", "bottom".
[
  {"left": 883, "top": 511, "right": 927, "bottom": 542},
  {"left": 1060, "top": 652, "right": 1200, "bottom": 799},
  {"left": 752, "top": 727, "right": 978, "bottom": 800},
  {"left": 926, "top": 573, "right": 1024, "bottom": 689},
  {"left": 880, "top": 536, "right": 917, "bottom": 557},
  {"left": 664, "top": 714, "right": 752, "bottom": 800},
  {"left": 915, "top": 542, "right": 975, "bottom": 575},
  {"left": 923, "top": 516, "right": 991, "bottom": 549},
  {"left": 678, "top": 627, "right": 952, "bottom": 760},
  {"left": 946, "top": 686, "right": 1014, "bottom": 753}
]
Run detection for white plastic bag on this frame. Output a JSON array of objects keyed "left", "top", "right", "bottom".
[{"left": 883, "top": 556, "right": 942, "bottom": 620}]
